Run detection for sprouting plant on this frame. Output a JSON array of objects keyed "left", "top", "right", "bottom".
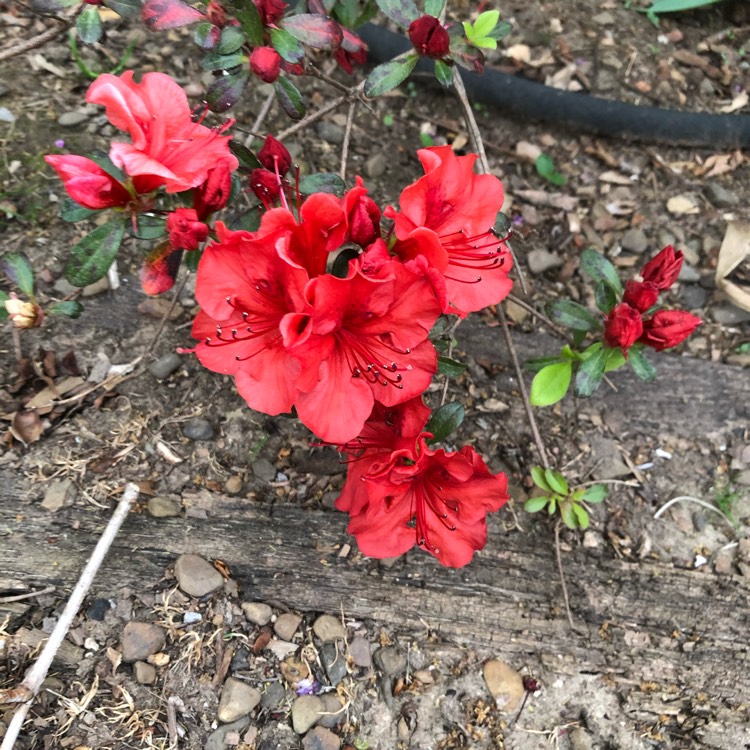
[
  {"left": 714, "top": 476, "right": 740, "bottom": 528},
  {"left": 524, "top": 468, "right": 607, "bottom": 530},
  {"left": 535, "top": 153, "right": 566, "bottom": 186}
]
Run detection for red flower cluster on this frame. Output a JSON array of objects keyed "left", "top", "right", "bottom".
[
  {"left": 408, "top": 16, "right": 450, "bottom": 59},
  {"left": 603, "top": 246, "right": 701, "bottom": 353}
]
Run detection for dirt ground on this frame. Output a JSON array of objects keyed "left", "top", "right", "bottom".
[{"left": 1, "top": 1, "right": 750, "bottom": 749}]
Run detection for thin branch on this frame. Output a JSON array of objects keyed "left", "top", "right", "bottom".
[
  {"left": 554, "top": 522, "right": 574, "bottom": 628},
  {"left": 142, "top": 270, "right": 191, "bottom": 361},
  {"left": 0, "top": 10, "right": 78, "bottom": 62},
  {"left": 507, "top": 293, "right": 568, "bottom": 337},
  {"left": 654, "top": 495, "right": 735, "bottom": 531},
  {"left": 245, "top": 90, "right": 276, "bottom": 147},
  {"left": 0, "top": 586, "right": 56, "bottom": 604},
  {"left": 339, "top": 101, "right": 356, "bottom": 181},
  {"left": 452, "top": 68, "right": 490, "bottom": 175},
  {"left": 440, "top": 318, "right": 463, "bottom": 407},
  {"left": 0, "top": 483, "right": 139, "bottom": 750}
]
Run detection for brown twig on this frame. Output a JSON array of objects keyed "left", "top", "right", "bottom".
[
  {"left": 0, "top": 586, "right": 56, "bottom": 604},
  {"left": 507, "top": 293, "right": 568, "bottom": 338},
  {"left": 340, "top": 101, "right": 356, "bottom": 181},
  {"left": 554, "top": 521, "right": 574, "bottom": 627},
  {"left": 439, "top": 317, "right": 463, "bottom": 407},
  {"left": 0, "top": 9, "right": 78, "bottom": 63},
  {"left": 245, "top": 90, "right": 276, "bottom": 147}
]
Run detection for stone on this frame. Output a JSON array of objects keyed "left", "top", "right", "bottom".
[
  {"left": 173, "top": 553, "right": 224, "bottom": 597},
  {"left": 58, "top": 111, "right": 89, "bottom": 127},
  {"left": 373, "top": 646, "right": 406, "bottom": 676},
  {"left": 711, "top": 304, "right": 750, "bottom": 326},
  {"left": 147, "top": 496, "right": 181, "bottom": 518},
  {"left": 218, "top": 677, "right": 261, "bottom": 723},
  {"left": 681, "top": 285, "right": 707, "bottom": 310},
  {"left": 134, "top": 661, "right": 157, "bottom": 685},
  {"left": 312, "top": 615, "right": 346, "bottom": 642},
  {"left": 527, "top": 249, "right": 563, "bottom": 275},
  {"left": 316, "top": 121, "right": 344, "bottom": 144},
  {"left": 365, "top": 153, "right": 387, "bottom": 179},
  {"left": 259, "top": 680, "right": 286, "bottom": 709},
  {"left": 692, "top": 510, "right": 707, "bottom": 532},
  {"left": 677, "top": 264, "right": 700, "bottom": 283},
  {"left": 148, "top": 353, "right": 183, "bottom": 379},
  {"left": 621, "top": 228, "right": 648, "bottom": 255},
  {"left": 182, "top": 417, "right": 215, "bottom": 441},
  {"left": 0, "top": 107, "right": 15, "bottom": 124},
  {"left": 589, "top": 437, "right": 631, "bottom": 479},
  {"left": 82, "top": 277, "right": 110, "bottom": 297},
  {"left": 242, "top": 602, "right": 273, "bottom": 626},
  {"left": 348, "top": 636, "right": 372, "bottom": 668},
  {"left": 121, "top": 622, "right": 166, "bottom": 663},
  {"left": 86, "top": 598, "right": 111, "bottom": 621},
  {"left": 704, "top": 181, "right": 740, "bottom": 208},
  {"left": 42, "top": 479, "right": 76, "bottom": 511},
  {"left": 321, "top": 642, "right": 348, "bottom": 686},
  {"left": 302, "top": 726, "right": 341, "bottom": 750},
  {"left": 251, "top": 458, "right": 277, "bottom": 482},
  {"left": 483, "top": 659, "right": 525, "bottom": 713},
  {"left": 317, "top": 694, "right": 345, "bottom": 729},
  {"left": 569, "top": 727, "right": 595, "bottom": 750},
  {"left": 274, "top": 612, "right": 302, "bottom": 641},
  {"left": 291, "top": 695, "right": 325, "bottom": 734},
  {"left": 592, "top": 11, "right": 615, "bottom": 25},
  {"left": 224, "top": 475, "right": 243, "bottom": 494},
  {"left": 205, "top": 717, "right": 251, "bottom": 750}
]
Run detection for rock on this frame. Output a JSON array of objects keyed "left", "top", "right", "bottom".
[
  {"left": 313, "top": 615, "right": 346, "bottom": 642},
  {"left": 569, "top": 727, "right": 595, "bottom": 750},
  {"left": 681, "top": 285, "right": 707, "bottom": 310},
  {"left": 242, "top": 602, "right": 273, "bottom": 626},
  {"left": 182, "top": 417, "right": 215, "bottom": 441},
  {"left": 252, "top": 458, "right": 277, "bottom": 482},
  {"left": 483, "top": 659, "right": 525, "bottom": 713},
  {"left": 589, "top": 437, "right": 631, "bottom": 479},
  {"left": 677, "top": 264, "right": 700, "bottom": 283},
  {"left": 621, "top": 228, "right": 648, "bottom": 255},
  {"left": 225, "top": 475, "right": 243, "bottom": 494},
  {"left": 714, "top": 551, "right": 734, "bottom": 575},
  {"left": 321, "top": 642, "right": 348, "bottom": 686},
  {"left": 0, "top": 107, "right": 15, "bottom": 124},
  {"left": 711, "top": 304, "right": 750, "bottom": 326},
  {"left": 316, "top": 121, "right": 344, "bottom": 144},
  {"left": 291, "top": 695, "right": 325, "bottom": 734},
  {"left": 259, "top": 680, "right": 286, "bottom": 709},
  {"left": 41, "top": 479, "right": 76, "bottom": 512},
  {"left": 704, "top": 182, "right": 740, "bottom": 208},
  {"left": 205, "top": 717, "right": 251, "bottom": 750},
  {"left": 365, "top": 153, "right": 387, "bottom": 178},
  {"left": 302, "top": 726, "right": 341, "bottom": 750},
  {"left": 86, "top": 598, "right": 111, "bottom": 621},
  {"left": 148, "top": 353, "right": 182, "bottom": 379},
  {"left": 692, "top": 510, "right": 707, "bottom": 532},
  {"left": 147, "top": 496, "right": 181, "bottom": 518},
  {"left": 121, "top": 622, "right": 166, "bottom": 663},
  {"left": 58, "top": 111, "right": 89, "bottom": 127},
  {"left": 373, "top": 646, "right": 406, "bottom": 677},
  {"left": 134, "top": 661, "right": 157, "bottom": 685},
  {"left": 348, "top": 636, "right": 371, "bottom": 668},
  {"left": 218, "top": 677, "right": 261, "bottom": 723},
  {"left": 592, "top": 11, "right": 615, "bottom": 25},
  {"left": 82, "top": 276, "right": 110, "bottom": 297},
  {"left": 317, "top": 694, "right": 345, "bottom": 729},
  {"left": 504, "top": 297, "right": 529, "bottom": 324},
  {"left": 173, "top": 553, "right": 224, "bottom": 597},
  {"left": 274, "top": 612, "right": 302, "bottom": 641},
  {"left": 527, "top": 249, "right": 563, "bottom": 275}
]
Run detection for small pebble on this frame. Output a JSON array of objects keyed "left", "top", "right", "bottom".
[
  {"left": 348, "top": 636, "right": 372, "bottom": 668},
  {"left": 182, "top": 417, "right": 215, "bottom": 441},
  {"left": 205, "top": 717, "right": 251, "bottom": 750},
  {"left": 692, "top": 510, "right": 707, "bottom": 532},
  {"left": 527, "top": 248, "right": 563, "bottom": 275},
  {"left": 313, "top": 614, "right": 346, "bottom": 642},
  {"left": 0, "top": 107, "right": 15, "bottom": 123},
  {"left": 122, "top": 622, "right": 166, "bottom": 663},
  {"left": 173, "top": 553, "right": 224, "bottom": 597},
  {"left": 483, "top": 659, "right": 525, "bottom": 713},
  {"left": 58, "top": 111, "right": 89, "bottom": 127},
  {"left": 321, "top": 642, "right": 348, "bottom": 686},
  {"left": 218, "top": 677, "right": 261, "bottom": 723},
  {"left": 291, "top": 695, "right": 325, "bottom": 734},
  {"left": 711, "top": 304, "right": 750, "bottom": 326},
  {"left": 621, "top": 227, "right": 648, "bottom": 255},
  {"left": 183, "top": 611, "right": 202, "bottom": 625},
  {"left": 681, "top": 285, "right": 707, "bottom": 310},
  {"left": 317, "top": 693, "right": 345, "bottom": 729},
  {"left": 260, "top": 680, "right": 286, "bottom": 709},
  {"left": 302, "top": 726, "right": 341, "bottom": 750},
  {"left": 704, "top": 181, "right": 740, "bottom": 208},
  {"left": 252, "top": 457, "right": 277, "bottom": 482},
  {"left": 677, "top": 264, "right": 700, "bottom": 283},
  {"left": 42, "top": 479, "right": 76, "bottom": 512},
  {"left": 366, "top": 153, "right": 387, "bottom": 178},
  {"left": 225, "top": 475, "right": 243, "bottom": 494},
  {"left": 373, "top": 646, "right": 406, "bottom": 677},
  {"left": 134, "top": 661, "right": 157, "bottom": 685},
  {"left": 147, "top": 496, "right": 181, "bottom": 518},
  {"left": 86, "top": 598, "right": 112, "bottom": 621},
  {"left": 242, "top": 601, "right": 273, "bottom": 626},
  {"left": 274, "top": 612, "right": 302, "bottom": 641},
  {"left": 316, "top": 121, "right": 344, "bottom": 144},
  {"left": 148, "top": 353, "right": 183, "bottom": 379}
]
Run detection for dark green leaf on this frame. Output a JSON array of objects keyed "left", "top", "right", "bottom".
[
  {"left": 30, "top": 0, "right": 78, "bottom": 10},
  {"left": 217, "top": 25, "right": 246, "bottom": 54},
  {"left": 535, "top": 154, "right": 566, "bottom": 186},
  {"left": 275, "top": 77, "right": 306, "bottom": 120},
  {"left": 271, "top": 27, "right": 305, "bottom": 63},
  {"left": 424, "top": 0, "right": 446, "bottom": 15},
  {"left": 282, "top": 14, "right": 343, "bottom": 50},
  {"left": 524, "top": 496, "right": 549, "bottom": 513},
  {"left": 206, "top": 70, "right": 249, "bottom": 113},
  {"left": 0, "top": 290, "right": 8, "bottom": 321},
  {"left": 437, "top": 356, "right": 466, "bottom": 377},
  {"left": 429, "top": 315, "right": 451, "bottom": 340},
  {"left": 560, "top": 501, "right": 576, "bottom": 529},
  {"left": 434, "top": 59, "right": 453, "bottom": 87},
  {"left": 594, "top": 280, "right": 617, "bottom": 313},
  {"left": 580, "top": 247, "right": 623, "bottom": 295},
  {"left": 202, "top": 50, "right": 246, "bottom": 71},
  {"left": 194, "top": 21, "right": 220, "bottom": 49},
  {"left": 549, "top": 299, "right": 601, "bottom": 332},
  {"left": 229, "top": 208, "right": 261, "bottom": 232},
  {"left": 524, "top": 354, "right": 564, "bottom": 372},
  {"left": 225, "top": 0, "right": 263, "bottom": 47},
  {"left": 487, "top": 20, "right": 512, "bottom": 40},
  {"left": 2, "top": 253, "right": 34, "bottom": 296},
  {"left": 574, "top": 346, "right": 608, "bottom": 397},
  {"left": 494, "top": 211, "right": 512, "bottom": 239},
  {"left": 103, "top": 0, "right": 141, "bottom": 16},
  {"left": 641, "top": 0, "right": 722, "bottom": 13},
  {"left": 530, "top": 466, "right": 550, "bottom": 491},
  {"left": 331, "top": 246, "right": 360, "bottom": 278},
  {"left": 65, "top": 220, "right": 126, "bottom": 287},
  {"left": 629, "top": 346, "right": 657, "bottom": 381},
  {"left": 571, "top": 503, "right": 589, "bottom": 529},
  {"left": 88, "top": 150, "right": 126, "bottom": 182},
  {"left": 184, "top": 246, "right": 204, "bottom": 272},
  {"left": 604, "top": 347, "right": 626, "bottom": 373},
  {"left": 76, "top": 5, "right": 102, "bottom": 44},
  {"left": 425, "top": 402, "right": 464, "bottom": 443},
  {"left": 127, "top": 214, "right": 167, "bottom": 240},
  {"left": 581, "top": 484, "right": 608, "bottom": 504},
  {"left": 59, "top": 197, "right": 98, "bottom": 223},
  {"left": 229, "top": 141, "right": 262, "bottom": 172},
  {"left": 47, "top": 300, "right": 85, "bottom": 318},
  {"left": 364, "top": 54, "right": 418, "bottom": 97},
  {"left": 529, "top": 361, "right": 572, "bottom": 406},
  {"left": 544, "top": 469, "right": 568, "bottom": 495},
  {"left": 376, "top": 0, "right": 420, "bottom": 27},
  {"left": 298, "top": 172, "right": 346, "bottom": 197}
]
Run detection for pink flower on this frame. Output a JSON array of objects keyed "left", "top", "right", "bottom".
[
  {"left": 622, "top": 279, "right": 659, "bottom": 313},
  {"left": 44, "top": 155, "right": 131, "bottom": 210}
]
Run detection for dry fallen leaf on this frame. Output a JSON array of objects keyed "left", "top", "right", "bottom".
[
  {"left": 505, "top": 44, "right": 531, "bottom": 63},
  {"left": 515, "top": 190, "right": 578, "bottom": 211},
  {"left": 9, "top": 410, "right": 44, "bottom": 445},
  {"left": 719, "top": 90, "right": 748, "bottom": 114},
  {"left": 700, "top": 151, "right": 744, "bottom": 179},
  {"left": 599, "top": 170, "right": 633, "bottom": 185},
  {"left": 515, "top": 141, "right": 542, "bottom": 162},
  {"left": 715, "top": 221, "right": 750, "bottom": 312},
  {"left": 666, "top": 194, "right": 700, "bottom": 215}
]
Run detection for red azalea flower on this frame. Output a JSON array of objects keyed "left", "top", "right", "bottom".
[
  {"left": 253, "top": 0, "right": 287, "bottom": 25},
  {"left": 603, "top": 302, "right": 643, "bottom": 351},
  {"left": 622, "top": 279, "right": 659, "bottom": 313},
  {"left": 86, "top": 71, "right": 239, "bottom": 194},
  {"left": 249, "top": 168, "right": 283, "bottom": 206},
  {"left": 408, "top": 16, "right": 450, "bottom": 59},
  {"left": 257, "top": 135, "right": 292, "bottom": 177},
  {"left": 640, "top": 245, "right": 683, "bottom": 291},
  {"left": 250, "top": 46, "right": 282, "bottom": 83},
  {"left": 334, "top": 28, "right": 368, "bottom": 74},
  {"left": 386, "top": 146, "right": 512, "bottom": 316},
  {"left": 343, "top": 176, "right": 381, "bottom": 247},
  {"left": 639, "top": 310, "right": 701, "bottom": 351},
  {"left": 193, "top": 156, "right": 234, "bottom": 220},
  {"left": 44, "top": 154, "right": 132, "bottom": 210},
  {"left": 167, "top": 208, "right": 209, "bottom": 251},
  {"left": 346, "top": 437, "right": 509, "bottom": 567}
]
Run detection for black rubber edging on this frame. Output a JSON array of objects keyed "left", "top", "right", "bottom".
[{"left": 358, "top": 23, "right": 750, "bottom": 149}]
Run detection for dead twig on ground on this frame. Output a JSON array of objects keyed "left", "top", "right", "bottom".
[{"left": 340, "top": 101, "right": 356, "bottom": 180}]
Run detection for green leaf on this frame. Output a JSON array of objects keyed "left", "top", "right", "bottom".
[
  {"left": 549, "top": 299, "right": 601, "bottom": 332},
  {"left": 560, "top": 501, "right": 577, "bottom": 529},
  {"left": 65, "top": 220, "right": 126, "bottom": 287},
  {"left": 202, "top": 50, "right": 246, "bottom": 71},
  {"left": 282, "top": 13, "right": 343, "bottom": 50},
  {"left": 594, "top": 280, "right": 617, "bottom": 313},
  {"left": 425, "top": 402, "right": 464, "bottom": 443},
  {"left": 376, "top": 0, "right": 420, "bottom": 27},
  {"left": 0, "top": 290, "right": 9, "bottom": 321},
  {"left": 89, "top": 150, "right": 126, "bottom": 182},
  {"left": 225, "top": 0, "right": 263, "bottom": 47},
  {"left": 437, "top": 356, "right": 466, "bottom": 377},
  {"left": 530, "top": 466, "right": 550, "bottom": 492},
  {"left": 471, "top": 36, "right": 498, "bottom": 50},
  {"left": 474, "top": 10, "right": 500, "bottom": 37},
  {"left": 59, "top": 197, "right": 97, "bottom": 223},
  {"left": 275, "top": 76, "right": 306, "bottom": 120},
  {"left": 580, "top": 248, "right": 623, "bottom": 295},
  {"left": 76, "top": 5, "right": 102, "bottom": 44},
  {"left": 524, "top": 496, "right": 549, "bottom": 513},
  {"left": 364, "top": 54, "right": 418, "bottom": 97},
  {"left": 640, "top": 0, "right": 722, "bottom": 13},
  {"left": 487, "top": 20, "right": 512, "bottom": 40},
  {"left": 547, "top": 497, "right": 557, "bottom": 515},
  {"left": 424, "top": 0, "right": 445, "bottom": 15},
  {"left": 271, "top": 27, "right": 305, "bottom": 63},
  {"left": 299, "top": 172, "right": 346, "bottom": 197},
  {"left": 229, "top": 141, "right": 262, "bottom": 172},
  {"left": 604, "top": 347, "right": 626, "bottom": 373},
  {"left": 571, "top": 503, "right": 590, "bottom": 529},
  {"left": 127, "top": 214, "right": 167, "bottom": 240},
  {"left": 194, "top": 21, "right": 220, "bottom": 49},
  {"left": 535, "top": 154, "right": 566, "bottom": 186},
  {"left": 529, "top": 361, "right": 572, "bottom": 407},
  {"left": 206, "top": 70, "right": 249, "bottom": 113},
  {"left": 2, "top": 253, "right": 34, "bottom": 296},
  {"left": 217, "top": 26, "right": 246, "bottom": 54},
  {"left": 103, "top": 0, "right": 141, "bottom": 16},
  {"left": 574, "top": 346, "right": 608, "bottom": 397},
  {"left": 581, "top": 485, "right": 608, "bottom": 504},
  {"left": 524, "top": 354, "right": 565, "bottom": 373},
  {"left": 544, "top": 469, "right": 568, "bottom": 495},
  {"left": 628, "top": 347, "right": 657, "bottom": 381},
  {"left": 47, "top": 300, "right": 84, "bottom": 318},
  {"left": 433, "top": 59, "right": 453, "bottom": 87}
]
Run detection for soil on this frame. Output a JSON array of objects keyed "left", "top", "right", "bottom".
[{"left": 1, "top": 2, "right": 750, "bottom": 750}]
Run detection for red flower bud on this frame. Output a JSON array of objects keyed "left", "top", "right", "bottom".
[
  {"left": 348, "top": 194, "right": 381, "bottom": 247},
  {"left": 249, "top": 168, "right": 281, "bottom": 205},
  {"left": 45, "top": 154, "right": 132, "bottom": 210},
  {"left": 253, "top": 0, "right": 287, "bottom": 26},
  {"left": 192, "top": 157, "right": 234, "bottom": 220},
  {"left": 167, "top": 208, "right": 209, "bottom": 251},
  {"left": 257, "top": 135, "right": 292, "bottom": 177},
  {"left": 622, "top": 279, "right": 659, "bottom": 313},
  {"left": 603, "top": 302, "right": 643, "bottom": 351},
  {"left": 250, "top": 46, "right": 282, "bottom": 83},
  {"left": 640, "top": 245, "right": 683, "bottom": 291},
  {"left": 639, "top": 310, "right": 702, "bottom": 351},
  {"left": 206, "top": 0, "right": 227, "bottom": 26},
  {"left": 408, "top": 16, "right": 450, "bottom": 59}
]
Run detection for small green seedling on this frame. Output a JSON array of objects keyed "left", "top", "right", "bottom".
[
  {"left": 535, "top": 153, "right": 566, "bottom": 186},
  {"left": 463, "top": 10, "right": 511, "bottom": 50}
]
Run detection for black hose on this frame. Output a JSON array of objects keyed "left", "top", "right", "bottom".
[{"left": 358, "top": 23, "right": 750, "bottom": 149}]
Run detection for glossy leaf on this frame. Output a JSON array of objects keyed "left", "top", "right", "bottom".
[
  {"left": 434, "top": 59, "right": 453, "bottom": 87},
  {"left": 271, "top": 27, "right": 305, "bottom": 63},
  {"left": 282, "top": 14, "right": 343, "bottom": 50},
  {"left": 594, "top": 279, "right": 617, "bottom": 313},
  {"left": 535, "top": 154, "right": 566, "bottom": 186},
  {"left": 88, "top": 150, "right": 126, "bottom": 182},
  {"left": 142, "top": 0, "right": 205, "bottom": 31},
  {"left": 364, "top": 54, "right": 418, "bottom": 97},
  {"left": 194, "top": 21, "right": 220, "bottom": 49},
  {"left": 425, "top": 402, "right": 464, "bottom": 443},
  {"left": 530, "top": 466, "right": 550, "bottom": 492},
  {"left": 217, "top": 26, "right": 246, "bottom": 54},
  {"left": 544, "top": 469, "right": 568, "bottom": 495},
  {"left": 424, "top": 0, "right": 446, "bottom": 15},
  {"left": 549, "top": 299, "right": 601, "bottom": 332},
  {"left": 641, "top": 0, "right": 722, "bottom": 13},
  {"left": 473, "top": 10, "right": 500, "bottom": 37},
  {"left": 202, "top": 50, "right": 246, "bottom": 71},
  {"left": 437, "top": 356, "right": 466, "bottom": 377},
  {"left": 574, "top": 345, "right": 607, "bottom": 397},
  {"left": 225, "top": 0, "right": 263, "bottom": 47},
  {"left": 104, "top": 0, "right": 142, "bottom": 16},
  {"left": 29, "top": 0, "right": 78, "bottom": 10},
  {"left": 524, "top": 496, "right": 549, "bottom": 514},
  {"left": 629, "top": 346, "right": 657, "bottom": 381},
  {"left": 275, "top": 76, "right": 306, "bottom": 120},
  {"left": 299, "top": 172, "right": 346, "bottom": 196},
  {"left": 604, "top": 347, "right": 626, "bottom": 372},
  {"left": 206, "top": 70, "right": 249, "bottom": 112},
  {"left": 580, "top": 247, "right": 623, "bottom": 295},
  {"left": 229, "top": 141, "right": 262, "bottom": 172},
  {"left": 376, "top": 0, "right": 419, "bottom": 27},
  {"left": 59, "top": 197, "right": 97, "bottom": 223},
  {"left": 127, "top": 214, "right": 167, "bottom": 240},
  {"left": 488, "top": 20, "right": 512, "bottom": 40},
  {"left": 65, "top": 220, "right": 126, "bottom": 287},
  {"left": 2, "top": 254, "right": 34, "bottom": 296},
  {"left": 77, "top": 5, "right": 103, "bottom": 44},
  {"left": 529, "top": 361, "right": 572, "bottom": 406},
  {"left": 47, "top": 300, "right": 84, "bottom": 318},
  {"left": 571, "top": 503, "right": 590, "bottom": 529}
]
